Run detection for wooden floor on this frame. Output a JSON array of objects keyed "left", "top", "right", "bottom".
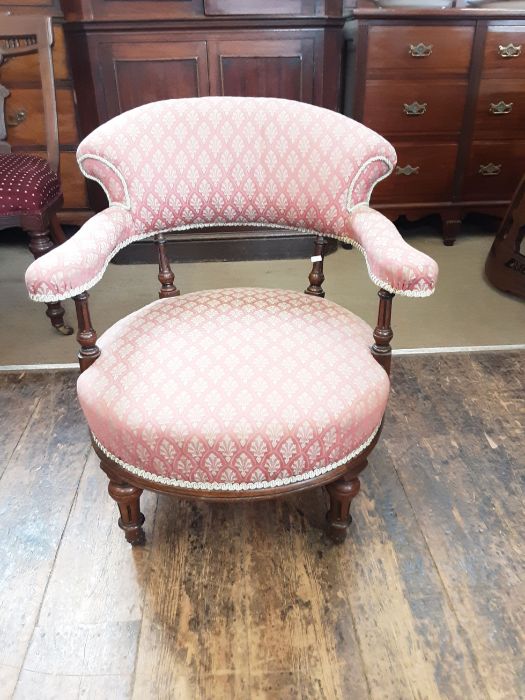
[{"left": 0, "top": 352, "right": 523, "bottom": 700}]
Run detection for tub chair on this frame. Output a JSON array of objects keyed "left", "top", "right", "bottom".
[{"left": 25, "top": 97, "right": 438, "bottom": 545}]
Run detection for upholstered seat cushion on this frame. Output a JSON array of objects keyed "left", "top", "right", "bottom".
[
  {"left": 0, "top": 153, "right": 61, "bottom": 216},
  {"left": 77, "top": 288, "right": 390, "bottom": 492}
]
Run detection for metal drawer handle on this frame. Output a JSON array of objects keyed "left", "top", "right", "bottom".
[
  {"left": 489, "top": 100, "right": 513, "bottom": 115},
  {"left": 499, "top": 43, "right": 522, "bottom": 58},
  {"left": 479, "top": 163, "right": 502, "bottom": 176},
  {"left": 403, "top": 101, "right": 427, "bottom": 116},
  {"left": 6, "top": 109, "right": 26, "bottom": 127},
  {"left": 409, "top": 43, "right": 433, "bottom": 58},
  {"left": 396, "top": 165, "right": 420, "bottom": 176}
]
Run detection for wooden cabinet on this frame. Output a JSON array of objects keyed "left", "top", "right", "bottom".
[
  {"left": 0, "top": 10, "right": 90, "bottom": 222},
  {"left": 350, "top": 6, "right": 525, "bottom": 245},
  {"left": 64, "top": 1, "right": 345, "bottom": 244}
]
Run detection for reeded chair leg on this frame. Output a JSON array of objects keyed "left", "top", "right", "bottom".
[
  {"left": 326, "top": 460, "right": 367, "bottom": 544},
  {"left": 107, "top": 477, "right": 146, "bottom": 546},
  {"left": 26, "top": 226, "right": 73, "bottom": 335}
]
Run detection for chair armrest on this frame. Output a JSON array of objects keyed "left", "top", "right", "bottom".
[
  {"left": 25, "top": 208, "right": 136, "bottom": 302},
  {"left": 347, "top": 206, "right": 438, "bottom": 297}
]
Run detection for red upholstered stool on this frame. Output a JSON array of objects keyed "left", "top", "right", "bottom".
[{"left": 0, "top": 16, "right": 73, "bottom": 335}]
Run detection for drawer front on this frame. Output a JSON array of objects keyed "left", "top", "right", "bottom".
[
  {"left": 372, "top": 143, "right": 458, "bottom": 204},
  {"left": 367, "top": 26, "right": 474, "bottom": 75},
  {"left": 473, "top": 79, "right": 525, "bottom": 137},
  {"left": 462, "top": 141, "right": 525, "bottom": 201},
  {"left": 0, "top": 25, "right": 69, "bottom": 84},
  {"left": 6, "top": 88, "right": 78, "bottom": 147},
  {"left": 483, "top": 27, "right": 525, "bottom": 76},
  {"left": 363, "top": 80, "right": 467, "bottom": 136}
]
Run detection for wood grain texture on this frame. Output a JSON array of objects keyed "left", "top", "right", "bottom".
[{"left": 1, "top": 352, "right": 523, "bottom": 699}]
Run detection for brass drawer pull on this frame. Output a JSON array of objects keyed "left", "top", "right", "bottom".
[
  {"left": 403, "top": 101, "right": 427, "bottom": 116},
  {"left": 6, "top": 109, "right": 27, "bottom": 127},
  {"left": 409, "top": 43, "right": 433, "bottom": 58},
  {"left": 489, "top": 100, "right": 513, "bottom": 115},
  {"left": 396, "top": 165, "right": 420, "bottom": 176},
  {"left": 499, "top": 43, "right": 522, "bottom": 58},
  {"left": 479, "top": 163, "right": 502, "bottom": 176}
]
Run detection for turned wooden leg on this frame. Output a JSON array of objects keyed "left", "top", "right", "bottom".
[
  {"left": 305, "top": 234, "right": 327, "bottom": 297},
  {"left": 26, "top": 226, "right": 73, "bottom": 335},
  {"left": 441, "top": 213, "right": 462, "bottom": 246},
  {"left": 107, "top": 478, "right": 146, "bottom": 546},
  {"left": 326, "top": 461, "right": 367, "bottom": 544}
]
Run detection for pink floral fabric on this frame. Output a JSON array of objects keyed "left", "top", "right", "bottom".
[
  {"left": 77, "top": 289, "right": 390, "bottom": 491},
  {"left": 25, "top": 97, "right": 438, "bottom": 301}
]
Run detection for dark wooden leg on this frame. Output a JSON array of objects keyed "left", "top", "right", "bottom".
[
  {"left": 154, "top": 232, "right": 180, "bottom": 298},
  {"left": 26, "top": 226, "right": 73, "bottom": 335},
  {"left": 326, "top": 461, "right": 367, "bottom": 544},
  {"left": 441, "top": 213, "right": 462, "bottom": 246},
  {"left": 107, "top": 477, "right": 146, "bottom": 546},
  {"left": 305, "top": 234, "right": 327, "bottom": 298},
  {"left": 49, "top": 211, "right": 67, "bottom": 245}
]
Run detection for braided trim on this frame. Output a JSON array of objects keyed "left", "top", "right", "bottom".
[{"left": 92, "top": 422, "right": 380, "bottom": 493}]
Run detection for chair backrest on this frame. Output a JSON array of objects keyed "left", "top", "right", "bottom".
[
  {"left": 77, "top": 97, "right": 397, "bottom": 240},
  {"left": 0, "top": 15, "right": 59, "bottom": 172}
]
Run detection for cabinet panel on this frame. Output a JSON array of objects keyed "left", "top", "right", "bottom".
[
  {"left": 461, "top": 141, "right": 525, "bottom": 201},
  {"left": 366, "top": 25, "right": 474, "bottom": 76},
  {"left": 6, "top": 88, "right": 78, "bottom": 147},
  {"left": 372, "top": 143, "right": 458, "bottom": 204},
  {"left": 208, "top": 36, "right": 316, "bottom": 102},
  {"left": 483, "top": 26, "right": 525, "bottom": 76},
  {"left": 473, "top": 79, "right": 525, "bottom": 137},
  {"left": 98, "top": 39, "right": 210, "bottom": 117},
  {"left": 363, "top": 79, "right": 467, "bottom": 136}
]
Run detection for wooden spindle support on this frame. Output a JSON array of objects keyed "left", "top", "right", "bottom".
[
  {"left": 74, "top": 291, "right": 101, "bottom": 372},
  {"left": 372, "top": 289, "right": 395, "bottom": 376},
  {"left": 305, "top": 234, "right": 327, "bottom": 298},
  {"left": 154, "top": 232, "right": 179, "bottom": 298}
]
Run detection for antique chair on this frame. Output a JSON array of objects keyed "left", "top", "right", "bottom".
[
  {"left": 485, "top": 174, "right": 525, "bottom": 299},
  {"left": 25, "top": 97, "right": 438, "bottom": 545},
  {"left": 0, "top": 15, "right": 72, "bottom": 335}
]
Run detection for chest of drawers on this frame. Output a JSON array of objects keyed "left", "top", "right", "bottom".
[{"left": 351, "top": 7, "right": 525, "bottom": 244}]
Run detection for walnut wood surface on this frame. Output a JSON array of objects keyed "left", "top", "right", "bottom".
[{"left": 1, "top": 352, "right": 523, "bottom": 697}]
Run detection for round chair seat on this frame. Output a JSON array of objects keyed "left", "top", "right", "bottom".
[{"left": 77, "top": 288, "right": 390, "bottom": 493}]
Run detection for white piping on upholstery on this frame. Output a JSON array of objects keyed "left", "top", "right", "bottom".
[
  {"left": 347, "top": 156, "right": 395, "bottom": 213},
  {"left": 77, "top": 154, "right": 131, "bottom": 210},
  {"left": 92, "top": 423, "right": 380, "bottom": 493}
]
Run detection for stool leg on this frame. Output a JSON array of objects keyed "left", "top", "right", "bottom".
[
  {"left": 25, "top": 226, "right": 73, "bottom": 336},
  {"left": 107, "top": 477, "right": 146, "bottom": 546}
]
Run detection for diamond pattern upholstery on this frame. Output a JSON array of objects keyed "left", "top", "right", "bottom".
[
  {"left": 77, "top": 289, "right": 390, "bottom": 491},
  {"left": 0, "top": 153, "right": 61, "bottom": 216}
]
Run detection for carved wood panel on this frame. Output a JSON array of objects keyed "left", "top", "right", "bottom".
[
  {"left": 208, "top": 36, "right": 316, "bottom": 102},
  {"left": 99, "top": 39, "right": 210, "bottom": 117}
]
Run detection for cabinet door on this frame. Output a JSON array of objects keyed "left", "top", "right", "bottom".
[
  {"left": 207, "top": 34, "right": 317, "bottom": 103},
  {"left": 98, "top": 38, "right": 210, "bottom": 118}
]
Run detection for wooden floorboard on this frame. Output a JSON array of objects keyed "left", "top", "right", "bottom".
[{"left": 0, "top": 352, "right": 522, "bottom": 700}]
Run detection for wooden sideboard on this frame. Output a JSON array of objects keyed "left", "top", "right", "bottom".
[
  {"left": 349, "top": 5, "right": 525, "bottom": 244},
  {"left": 0, "top": 0, "right": 90, "bottom": 222}
]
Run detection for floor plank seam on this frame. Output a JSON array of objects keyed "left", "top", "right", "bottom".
[
  {"left": 129, "top": 494, "right": 160, "bottom": 697},
  {"left": 0, "top": 392, "right": 43, "bottom": 484},
  {"left": 13, "top": 445, "right": 92, "bottom": 692},
  {"left": 390, "top": 460, "right": 493, "bottom": 700}
]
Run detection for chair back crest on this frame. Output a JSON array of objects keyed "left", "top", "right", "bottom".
[{"left": 78, "top": 97, "right": 396, "bottom": 239}]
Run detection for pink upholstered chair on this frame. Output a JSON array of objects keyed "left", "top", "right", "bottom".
[{"left": 25, "top": 97, "right": 438, "bottom": 545}]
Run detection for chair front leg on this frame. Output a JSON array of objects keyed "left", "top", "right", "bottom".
[
  {"left": 106, "top": 472, "right": 146, "bottom": 546},
  {"left": 326, "top": 459, "right": 368, "bottom": 544}
]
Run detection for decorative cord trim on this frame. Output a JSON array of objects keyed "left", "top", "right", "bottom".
[
  {"left": 77, "top": 154, "right": 131, "bottom": 210},
  {"left": 347, "top": 156, "right": 395, "bottom": 213},
  {"left": 92, "top": 423, "right": 380, "bottom": 493},
  {"left": 28, "top": 216, "right": 434, "bottom": 303}
]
